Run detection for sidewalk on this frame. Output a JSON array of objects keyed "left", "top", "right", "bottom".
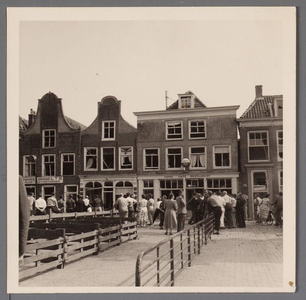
[
  {"left": 175, "top": 222, "right": 283, "bottom": 287},
  {"left": 20, "top": 222, "right": 283, "bottom": 288}
]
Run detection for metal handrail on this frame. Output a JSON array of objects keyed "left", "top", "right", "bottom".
[{"left": 135, "top": 214, "right": 214, "bottom": 287}]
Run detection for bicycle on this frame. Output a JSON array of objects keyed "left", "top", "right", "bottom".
[{"left": 266, "top": 210, "right": 274, "bottom": 225}]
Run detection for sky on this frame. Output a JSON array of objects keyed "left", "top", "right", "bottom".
[{"left": 19, "top": 10, "right": 284, "bottom": 128}]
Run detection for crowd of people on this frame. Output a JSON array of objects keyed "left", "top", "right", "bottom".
[
  {"left": 253, "top": 192, "right": 283, "bottom": 226},
  {"left": 28, "top": 193, "right": 104, "bottom": 215},
  {"left": 27, "top": 189, "right": 283, "bottom": 233}
]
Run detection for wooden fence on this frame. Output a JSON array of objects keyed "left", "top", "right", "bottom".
[{"left": 20, "top": 217, "right": 137, "bottom": 281}]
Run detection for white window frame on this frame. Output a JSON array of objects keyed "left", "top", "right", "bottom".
[
  {"left": 166, "top": 147, "right": 183, "bottom": 170},
  {"left": 276, "top": 130, "right": 283, "bottom": 161},
  {"left": 178, "top": 95, "right": 194, "bottom": 109},
  {"left": 42, "top": 154, "right": 56, "bottom": 176},
  {"left": 189, "top": 120, "right": 206, "bottom": 139},
  {"left": 102, "top": 121, "right": 116, "bottom": 141},
  {"left": 248, "top": 131, "right": 270, "bottom": 162},
  {"left": 189, "top": 146, "right": 207, "bottom": 169},
  {"left": 119, "top": 146, "right": 133, "bottom": 170},
  {"left": 23, "top": 155, "right": 36, "bottom": 177},
  {"left": 64, "top": 185, "right": 78, "bottom": 201},
  {"left": 143, "top": 148, "right": 160, "bottom": 171},
  {"left": 42, "top": 129, "right": 56, "bottom": 148},
  {"left": 213, "top": 145, "right": 231, "bottom": 169},
  {"left": 61, "top": 153, "right": 75, "bottom": 176},
  {"left": 279, "top": 170, "right": 283, "bottom": 192},
  {"left": 84, "top": 147, "right": 98, "bottom": 171},
  {"left": 101, "top": 147, "right": 116, "bottom": 171},
  {"left": 166, "top": 121, "right": 183, "bottom": 140}
]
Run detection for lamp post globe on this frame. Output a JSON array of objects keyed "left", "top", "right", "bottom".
[{"left": 181, "top": 158, "right": 191, "bottom": 171}]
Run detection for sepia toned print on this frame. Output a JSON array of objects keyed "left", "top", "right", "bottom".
[{"left": 7, "top": 7, "right": 296, "bottom": 293}]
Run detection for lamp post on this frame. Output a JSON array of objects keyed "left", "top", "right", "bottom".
[{"left": 181, "top": 158, "right": 191, "bottom": 202}]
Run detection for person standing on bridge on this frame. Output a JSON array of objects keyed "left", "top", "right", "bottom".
[
  {"left": 115, "top": 193, "right": 129, "bottom": 218},
  {"left": 164, "top": 193, "right": 178, "bottom": 235},
  {"left": 176, "top": 190, "right": 187, "bottom": 232},
  {"left": 138, "top": 194, "right": 148, "bottom": 227}
]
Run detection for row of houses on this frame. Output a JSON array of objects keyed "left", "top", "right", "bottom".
[{"left": 19, "top": 85, "right": 283, "bottom": 218}]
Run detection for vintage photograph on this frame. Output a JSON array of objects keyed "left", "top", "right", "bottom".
[{"left": 7, "top": 7, "right": 296, "bottom": 293}]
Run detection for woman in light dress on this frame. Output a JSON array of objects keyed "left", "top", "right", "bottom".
[
  {"left": 138, "top": 194, "right": 148, "bottom": 227},
  {"left": 259, "top": 194, "right": 270, "bottom": 225},
  {"left": 164, "top": 193, "right": 178, "bottom": 235}
]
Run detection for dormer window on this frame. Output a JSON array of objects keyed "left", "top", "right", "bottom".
[
  {"left": 178, "top": 94, "right": 195, "bottom": 109},
  {"left": 274, "top": 98, "right": 283, "bottom": 118}
]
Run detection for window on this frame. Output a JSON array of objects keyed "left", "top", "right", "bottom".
[
  {"left": 166, "top": 121, "right": 182, "bottom": 140},
  {"left": 42, "top": 155, "right": 55, "bottom": 176},
  {"left": 207, "top": 179, "right": 232, "bottom": 193},
  {"left": 24, "top": 155, "right": 36, "bottom": 177},
  {"left": 189, "top": 120, "right": 206, "bottom": 139},
  {"left": 189, "top": 147, "right": 206, "bottom": 169},
  {"left": 64, "top": 185, "right": 78, "bottom": 201},
  {"left": 144, "top": 148, "right": 159, "bottom": 170},
  {"left": 186, "top": 179, "right": 204, "bottom": 188},
  {"left": 85, "top": 148, "right": 98, "bottom": 171},
  {"left": 102, "top": 121, "right": 115, "bottom": 140},
  {"left": 42, "top": 186, "right": 56, "bottom": 200},
  {"left": 61, "top": 154, "right": 75, "bottom": 176},
  {"left": 279, "top": 170, "right": 283, "bottom": 192},
  {"left": 143, "top": 180, "right": 154, "bottom": 198},
  {"left": 253, "top": 171, "right": 268, "bottom": 193},
  {"left": 160, "top": 179, "right": 183, "bottom": 196},
  {"left": 277, "top": 131, "right": 283, "bottom": 161},
  {"left": 274, "top": 99, "right": 283, "bottom": 117},
  {"left": 167, "top": 148, "right": 182, "bottom": 169},
  {"left": 248, "top": 131, "right": 269, "bottom": 161},
  {"left": 43, "top": 129, "right": 56, "bottom": 148},
  {"left": 119, "top": 147, "right": 133, "bottom": 170},
  {"left": 213, "top": 146, "right": 231, "bottom": 168},
  {"left": 180, "top": 96, "right": 192, "bottom": 109},
  {"left": 101, "top": 147, "right": 115, "bottom": 170}
]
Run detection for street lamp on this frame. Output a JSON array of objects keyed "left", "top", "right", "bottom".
[{"left": 181, "top": 158, "right": 191, "bottom": 202}]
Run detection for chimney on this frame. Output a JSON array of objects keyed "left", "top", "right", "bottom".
[
  {"left": 28, "top": 109, "right": 36, "bottom": 127},
  {"left": 255, "top": 85, "right": 263, "bottom": 98}
]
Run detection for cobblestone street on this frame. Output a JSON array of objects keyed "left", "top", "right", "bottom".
[{"left": 20, "top": 221, "right": 283, "bottom": 288}]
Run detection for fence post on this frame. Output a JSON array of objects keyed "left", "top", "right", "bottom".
[
  {"left": 170, "top": 238, "right": 174, "bottom": 286},
  {"left": 197, "top": 225, "right": 201, "bottom": 254},
  {"left": 135, "top": 254, "right": 143, "bottom": 286},
  {"left": 180, "top": 233, "right": 184, "bottom": 269},
  {"left": 187, "top": 229, "right": 191, "bottom": 267},
  {"left": 157, "top": 247, "right": 160, "bottom": 286}
]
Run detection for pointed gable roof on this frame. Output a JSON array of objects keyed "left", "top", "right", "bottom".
[
  {"left": 166, "top": 91, "right": 207, "bottom": 110},
  {"left": 240, "top": 95, "right": 283, "bottom": 119}
]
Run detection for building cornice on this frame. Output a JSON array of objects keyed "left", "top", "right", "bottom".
[
  {"left": 134, "top": 105, "right": 240, "bottom": 121},
  {"left": 238, "top": 119, "right": 282, "bottom": 128}
]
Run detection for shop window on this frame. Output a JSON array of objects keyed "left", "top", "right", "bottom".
[
  {"left": 61, "top": 154, "right": 75, "bottom": 176},
  {"left": 166, "top": 121, "right": 182, "bottom": 140},
  {"left": 85, "top": 147, "right": 98, "bottom": 171},
  {"left": 207, "top": 178, "right": 232, "bottom": 193},
  {"left": 101, "top": 147, "right": 115, "bottom": 170},
  {"left": 64, "top": 185, "right": 78, "bottom": 201},
  {"left": 102, "top": 121, "right": 115, "bottom": 140},
  {"left": 42, "top": 186, "right": 56, "bottom": 200},
  {"left": 43, "top": 129, "right": 56, "bottom": 148},
  {"left": 119, "top": 147, "right": 133, "bottom": 170},
  {"left": 189, "top": 120, "right": 206, "bottom": 139},
  {"left": 248, "top": 131, "right": 269, "bottom": 161},
  {"left": 279, "top": 170, "right": 283, "bottom": 192},
  {"left": 213, "top": 145, "right": 231, "bottom": 168},
  {"left": 167, "top": 148, "right": 182, "bottom": 169},
  {"left": 190, "top": 147, "right": 206, "bottom": 169},
  {"left": 253, "top": 172, "right": 268, "bottom": 192},
  {"left": 42, "top": 154, "right": 55, "bottom": 176},
  {"left": 144, "top": 148, "right": 159, "bottom": 170}
]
